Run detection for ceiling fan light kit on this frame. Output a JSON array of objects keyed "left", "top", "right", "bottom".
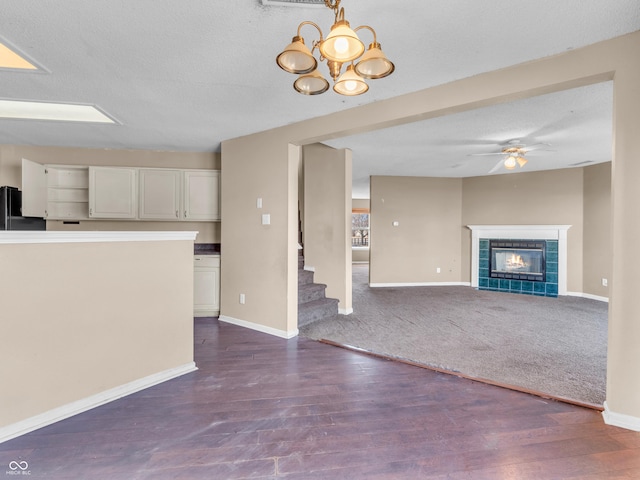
[
  {"left": 469, "top": 140, "right": 551, "bottom": 173},
  {"left": 276, "top": 0, "right": 395, "bottom": 96}
]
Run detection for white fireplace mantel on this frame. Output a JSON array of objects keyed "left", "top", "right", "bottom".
[{"left": 467, "top": 225, "right": 571, "bottom": 295}]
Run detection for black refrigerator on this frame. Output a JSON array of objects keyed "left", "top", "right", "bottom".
[{"left": 0, "top": 186, "right": 46, "bottom": 230}]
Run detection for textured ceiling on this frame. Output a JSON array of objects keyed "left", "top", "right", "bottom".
[{"left": 1, "top": 1, "right": 639, "bottom": 197}]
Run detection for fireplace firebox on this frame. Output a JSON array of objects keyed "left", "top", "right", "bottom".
[{"left": 489, "top": 239, "right": 546, "bottom": 282}]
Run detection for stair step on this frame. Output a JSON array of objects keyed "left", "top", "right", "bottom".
[
  {"left": 298, "top": 297, "right": 339, "bottom": 327},
  {"left": 298, "top": 282, "right": 327, "bottom": 304},
  {"left": 298, "top": 269, "right": 315, "bottom": 285}
]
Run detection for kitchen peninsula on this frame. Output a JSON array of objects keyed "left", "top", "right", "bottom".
[{"left": 0, "top": 231, "right": 198, "bottom": 443}]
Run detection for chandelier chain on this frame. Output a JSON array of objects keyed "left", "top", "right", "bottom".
[{"left": 324, "top": 0, "right": 341, "bottom": 12}]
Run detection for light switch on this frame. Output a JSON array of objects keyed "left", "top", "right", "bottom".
[
  {"left": 262, "top": 213, "right": 271, "bottom": 225},
  {"left": 392, "top": 221, "right": 399, "bottom": 227},
  {"left": 257, "top": 197, "right": 263, "bottom": 208}
]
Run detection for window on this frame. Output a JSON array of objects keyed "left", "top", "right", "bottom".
[{"left": 352, "top": 208, "right": 369, "bottom": 247}]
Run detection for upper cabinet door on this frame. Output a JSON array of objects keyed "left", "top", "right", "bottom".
[
  {"left": 139, "top": 169, "right": 181, "bottom": 220},
  {"left": 89, "top": 167, "right": 138, "bottom": 219},
  {"left": 184, "top": 170, "right": 220, "bottom": 221},
  {"left": 21, "top": 158, "right": 47, "bottom": 218}
]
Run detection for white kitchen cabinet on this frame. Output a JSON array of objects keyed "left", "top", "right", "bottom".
[
  {"left": 22, "top": 159, "right": 89, "bottom": 220},
  {"left": 184, "top": 170, "right": 220, "bottom": 221},
  {"left": 89, "top": 166, "right": 137, "bottom": 219},
  {"left": 139, "top": 169, "right": 182, "bottom": 220},
  {"left": 22, "top": 159, "right": 220, "bottom": 223},
  {"left": 194, "top": 255, "right": 220, "bottom": 316}
]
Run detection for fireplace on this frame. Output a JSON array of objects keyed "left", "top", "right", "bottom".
[
  {"left": 467, "top": 225, "right": 571, "bottom": 298},
  {"left": 489, "top": 240, "right": 546, "bottom": 282}
]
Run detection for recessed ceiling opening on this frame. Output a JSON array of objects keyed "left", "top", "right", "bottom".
[
  {"left": 0, "top": 42, "right": 41, "bottom": 71},
  {"left": 261, "top": 0, "right": 326, "bottom": 7}
]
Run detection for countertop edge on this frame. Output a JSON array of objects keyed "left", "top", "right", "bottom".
[{"left": 0, "top": 231, "right": 199, "bottom": 245}]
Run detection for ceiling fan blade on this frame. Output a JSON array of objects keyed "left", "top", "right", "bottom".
[
  {"left": 488, "top": 159, "right": 504, "bottom": 174},
  {"left": 522, "top": 149, "right": 556, "bottom": 155},
  {"left": 523, "top": 142, "right": 552, "bottom": 151},
  {"left": 467, "top": 152, "right": 506, "bottom": 156}
]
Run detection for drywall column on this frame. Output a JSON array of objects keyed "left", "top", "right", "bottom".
[
  {"left": 604, "top": 59, "right": 640, "bottom": 430},
  {"left": 219, "top": 135, "right": 299, "bottom": 339},
  {"left": 303, "top": 144, "right": 353, "bottom": 314}
]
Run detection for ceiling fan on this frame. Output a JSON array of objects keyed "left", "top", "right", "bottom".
[{"left": 469, "top": 140, "right": 553, "bottom": 173}]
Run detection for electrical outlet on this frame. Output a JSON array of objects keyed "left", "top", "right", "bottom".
[
  {"left": 239, "top": 293, "right": 246, "bottom": 304},
  {"left": 602, "top": 278, "right": 608, "bottom": 287}
]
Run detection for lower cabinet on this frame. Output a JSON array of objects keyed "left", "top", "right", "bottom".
[{"left": 194, "top": 255, "right": 220, "bottom": 317}]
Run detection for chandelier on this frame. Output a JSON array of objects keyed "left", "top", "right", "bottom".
[{"left": 275, "top": 0, "right": 395, "bottom": 96}]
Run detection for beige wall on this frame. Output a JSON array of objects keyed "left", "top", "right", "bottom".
[
  {"left": 583, "top": 162, "right": 612, "bottom": 297},
  {"left": 0, "top": 144, "right": 221, "bottom": 243},
  {"left": 303, "top": 144, "right": 352, "bottom": 311},
  {"left": 607, "top": 53, "right": 640, "bottom": 420},
  {"left": 462, "top": 168, "right": 585, "bottom": 292},
  {"left": 370, "top": 166, "right": 609, "bottom": 298},
  {"left": 370, "top": 176, "right": 463, "bottom": 284},
  {"left": 0, "top": 238, "right": 194, "bottom": 429},
  {"left": 221, "top": 31, "right": 640, "bottom": 424}
]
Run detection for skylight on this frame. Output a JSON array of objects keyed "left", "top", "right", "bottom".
[{"left": 0, "top": 100, "right": 117, "bottom": 123}]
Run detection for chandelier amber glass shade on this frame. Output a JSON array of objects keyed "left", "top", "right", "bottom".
[
  {"left": 319, "top": 20, "right": 364, "bottom": 63},
  {"left": 294, "top": 69, "right": 331, "bottom": 95},
  {"left": 276, "top": 36, "right": 317, "bottom": 74},
  {"left": 355, "top": 42, "right": 395, "bottom": 79},
  {"left": 333, "top": 64, "right": 368, "bottom": 96}
]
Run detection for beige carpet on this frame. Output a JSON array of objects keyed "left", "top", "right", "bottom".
[{"left": 300, "top": 264, "right": 608, "bottom": 406}]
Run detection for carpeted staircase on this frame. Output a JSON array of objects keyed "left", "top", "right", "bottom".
[{"left": 298, "top": 252, "right": 339, "bottom": 327}]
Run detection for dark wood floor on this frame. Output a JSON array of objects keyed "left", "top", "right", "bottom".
[{"left": 2, "top": 318, "right": 639, "bottom": 479}]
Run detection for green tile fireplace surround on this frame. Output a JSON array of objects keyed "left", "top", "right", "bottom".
[
  {"left": 478, "top": 238, "right": 559, "bottom": 297},
  {"left": 467, "top": 225, "right": 570, "bottom": 298}
]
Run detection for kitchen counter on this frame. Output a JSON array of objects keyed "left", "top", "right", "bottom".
[
  {"left": 194, "top": 243, "right": 221, "bottom": 255},
  {"left": 0, "top": 230, "right": 198, "bottom": 442}
]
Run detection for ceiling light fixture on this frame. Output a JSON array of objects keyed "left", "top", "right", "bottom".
[
  {"left": 276, "top": 0, "right": 394, "bottom": 96},
  {"left": 502, "top": 147, "right": 529, "bottom": 170}
]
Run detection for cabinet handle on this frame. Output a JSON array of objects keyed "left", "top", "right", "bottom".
[
  {"left": 176, "top": 210, "right": 179, "bottom": 218},
  {"left": 89, "top": 208, "right": 93, "bottom": 216},
  {"left": 184, "top": 210, "right": 187, "bottom": 218}
]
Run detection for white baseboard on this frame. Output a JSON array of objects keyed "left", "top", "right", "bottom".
[
  {"left": 0, "top": 362, "right": 197, "bottom": 444},
  {"left": 602, "top": 401, "right": 640, "bottom": 431},
  {"left": 339, "top": 307, "right": 353, "bottom": 315},
  {"left": 566, "top": 291, "right": 609, "bottom": 303},
  {"left": 218, "top": 315, "right": 299, "bottom": 339},
  {"left": 370, "top": 282, "right": 471, "bottom": 288}
]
